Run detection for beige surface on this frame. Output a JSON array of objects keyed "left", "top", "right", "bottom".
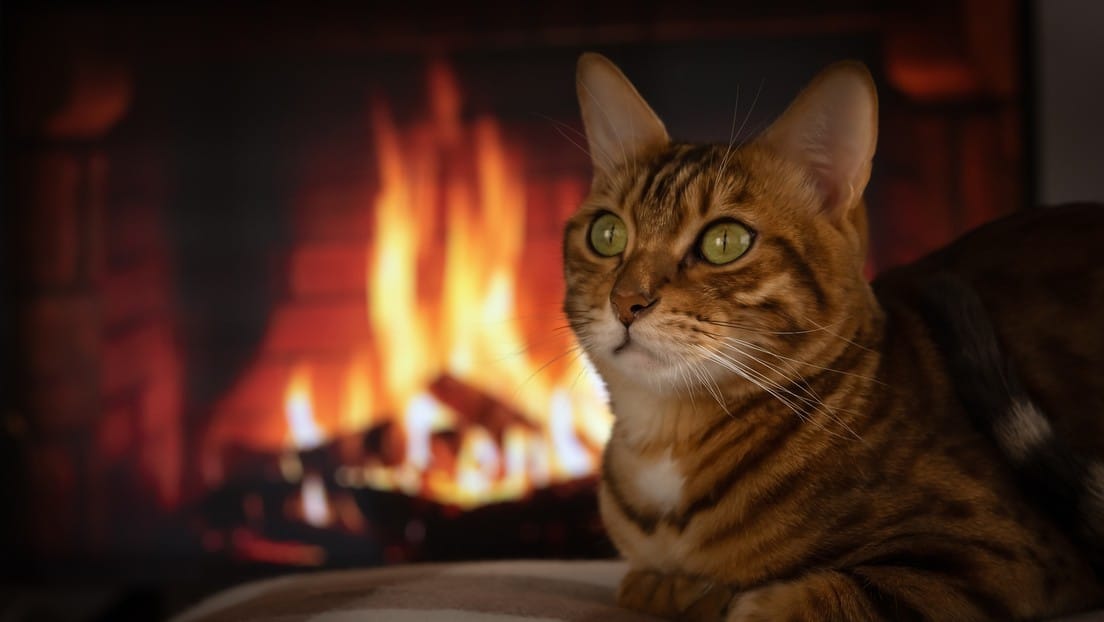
[{"left": 174, "top": 559, "right": 1104, "bottom": 622}]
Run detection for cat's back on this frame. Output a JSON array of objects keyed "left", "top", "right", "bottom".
[{"left": 874, "top": 202, "right": 1104, "bottom": 454}]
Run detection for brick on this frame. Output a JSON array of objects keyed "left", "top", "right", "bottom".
[
  {"left": 102, "top": 260, "right": 171, "bottom": 326},
  {"left": 265, "top": 299, "right": 372, "bottom": 354},
  {"left": 105, "top": 200, "right": 168, "bottom": 266},
  {"left": 101, "top": 318, "right": 175, "bottom": 398},
  {"left": 22, "top": 294, "right": 100, "bottom": 379},
  {"left": 98, "top": 404, "right": 137, "bottom": 461},
  {"left": 292, "top": 184, "right": 373, "bottom": 241},
  {"left": 136, "top": 322, "right": 183, "bottom": 508},
  {"left": 27, "top": 441, "right": 81, "bottom": 554},
  {"left": 17, "top": 152, "right": 83, "bottom": 286},
  {"left": 289, "top": 243, "right": 369, "bottom": 297}
]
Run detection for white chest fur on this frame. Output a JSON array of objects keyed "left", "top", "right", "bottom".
[{"left": 631, "top": 450, "right": 685, "bottom": 514}]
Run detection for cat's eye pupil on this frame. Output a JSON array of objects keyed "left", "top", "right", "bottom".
[
  {"left": 700, "top": 221, "right": 752, "bottom": 265},
  {"left": 588, "top": 213, "right": 627, "bottom": 257}
]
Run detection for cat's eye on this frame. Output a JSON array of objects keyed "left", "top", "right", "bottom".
[
  {"left": 699, "top": 220, "right": 753, "bottom": 265},
  {"left": 588, "top": 213, "right": 628, "bottom": 257}
]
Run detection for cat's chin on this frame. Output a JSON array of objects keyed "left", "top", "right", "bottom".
[{"left": 602, "top": 338, "right": 685, "bottom": 388}]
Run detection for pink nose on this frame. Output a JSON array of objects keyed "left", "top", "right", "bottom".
[{"left": 610, "top": 288, "right": 658, "bottom": 327}]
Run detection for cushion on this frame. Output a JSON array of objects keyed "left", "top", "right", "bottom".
[
  {"left": 173, "top": 559, "right": 1104, "bottom": 621},
  {"left": 172, "top": 560, "right": 655, "bottom": 622}
]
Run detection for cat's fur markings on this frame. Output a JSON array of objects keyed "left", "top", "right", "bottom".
[{"left": 565, "top": 52, "right": 1104, "bottom": 621}]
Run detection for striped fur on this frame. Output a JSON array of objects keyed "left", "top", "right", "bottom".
[
  {"left": 918, "top": 274, "right": 1104, "bottom": 565},
  {"left": 565, "top": 54, "right": 1104, "bottom": 621}
]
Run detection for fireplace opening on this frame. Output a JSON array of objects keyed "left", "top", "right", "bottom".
[{"left": 3, "top": 2, "right": 1027, "bottom": 619}]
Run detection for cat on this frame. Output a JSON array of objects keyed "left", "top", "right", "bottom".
[{"left": 562, "top": 52, "right": 1104, "bottom": 621}]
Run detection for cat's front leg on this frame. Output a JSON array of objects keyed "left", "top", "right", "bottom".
[
  {"left": 725, "top": 568, "right": 997, "bottom": 622},
  {"left": 725, "top": 570, "right": 883, "bottom": 622},
  {"left": 618, "top": 567, "right": 735, "bottom": 621}
]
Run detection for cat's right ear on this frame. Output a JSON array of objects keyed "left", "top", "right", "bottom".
[{"left": 576, "top": 53, "right": 669, "bottom": 177}]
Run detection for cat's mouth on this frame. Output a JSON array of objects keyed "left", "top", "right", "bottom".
[
  {"left": 613, "top": 335, "right": 633, "bottom": 355},
  {"left": 612, "top": 332, "right": 653, "bottom": 358}
]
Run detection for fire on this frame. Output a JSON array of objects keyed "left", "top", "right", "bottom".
[{"left": 208, "top": 61, "right": 611, "bottom": 517}]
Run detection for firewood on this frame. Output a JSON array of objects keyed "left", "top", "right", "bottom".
[{"left": 428, "top": 374, "right": 538, "bottom": 442}]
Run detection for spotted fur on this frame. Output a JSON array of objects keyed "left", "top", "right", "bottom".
[{"left": 565, "top": 53, "right": 1104, "bottom": 621}]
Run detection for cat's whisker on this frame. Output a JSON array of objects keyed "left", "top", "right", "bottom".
[
  {"left": 697, "top": 344, "right": 859, "bottom": 442},
  {"left": 536, "top": 113, "right": 619, "bottom": 172},
  {"left": 733, "top": 78, "right": 764, "bottom": 147},
  {"left": 551, "top": 125, "right": 616, "bottom": 173},
  {"left": 719, "top": 78, "right": 765, "bottom": 178},
  {"left": 721, "top": 335, "right": 887, "bottom": 387},
  {"left": 718, "top": 340, "right": 865, "bottom": 440},
  {"left": 740, "top": 351, "right": 865, "bottom": 442},
  {"left": 791, "top": 312, "right": 878, "bottom": 355},
  {"left": 718, "top": 85, "right": 741, "bottom": 176},
  {"left": 510, "top": 345, "right": 585, "bottom": 400},
  {"left": 697, "top": 316, "right": 847, "bottom": 336},
  {"left": 723, "top": 341, "right": 824, "bottom": 410},
  {"left": 695, "top": 344, "right": 815, "bottom": 428},
  {"left": 688, "top": 359, "right": 731, "bottom": 417}
]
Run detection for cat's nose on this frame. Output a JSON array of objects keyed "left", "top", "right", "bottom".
[{"left": 610, "top": 288, "right": 658, "bottom": 327}]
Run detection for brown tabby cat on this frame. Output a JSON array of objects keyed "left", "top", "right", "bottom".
[{"left": 563, "top": 52, "right": 1104, "bottom": 621}]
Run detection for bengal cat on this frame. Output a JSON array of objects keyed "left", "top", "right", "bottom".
[{"left": 563, "top": 52, "right": 1104, "bottom": 621}]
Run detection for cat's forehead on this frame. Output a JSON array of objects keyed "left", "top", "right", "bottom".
[{"left": 604, "top": 142, "right": 754, "bottom": 236}]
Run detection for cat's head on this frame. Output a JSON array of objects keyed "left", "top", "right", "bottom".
[{"left": 563, "top": 53, "right": 878, "bottom": 399}]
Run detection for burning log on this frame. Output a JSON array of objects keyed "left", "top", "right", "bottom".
[
  {"left": 362, "top": 420, "right": 405, "bottom": 467},
  {"left": 428, "top": 373, "right": 538, "bottom": 443}
]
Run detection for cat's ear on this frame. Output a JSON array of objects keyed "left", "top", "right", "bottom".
[
  {"left": 576, "top": 53, "right": 669, "bottom": 177},
  {"left": 759, "top": 62, "right": 878, "bottom": 218}
]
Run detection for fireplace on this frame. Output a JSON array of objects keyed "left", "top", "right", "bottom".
[{"left": 2, "top": 0, "right": 1027, "bottom": 617}]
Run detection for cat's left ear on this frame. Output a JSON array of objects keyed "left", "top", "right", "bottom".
[{"left": 758, "top": 62, "right": 878, "bottom": 218}]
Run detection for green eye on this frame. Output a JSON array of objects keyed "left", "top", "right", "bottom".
[
  {"left": 699, "top": 221, "right": 753, "bottom": 265},
  {"left": 588, "top": 213, "right": 628, "bottom": 257}
]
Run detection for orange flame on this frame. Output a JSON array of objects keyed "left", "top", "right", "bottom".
[{"left": 213, "top": 61, "right": 612, "bottom": 518}]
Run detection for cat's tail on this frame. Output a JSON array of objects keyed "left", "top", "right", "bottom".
[{"left": 917, "top": 274, "right": 1104, "bottom": 557}]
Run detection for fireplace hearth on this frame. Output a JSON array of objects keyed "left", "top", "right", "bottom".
[{"left": 3, "top": 1, "right": 1027, "bottom": 619}]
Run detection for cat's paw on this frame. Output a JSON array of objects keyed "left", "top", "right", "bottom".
[{"left": 617, "top": 568, "right": 734, "bottom": 620}]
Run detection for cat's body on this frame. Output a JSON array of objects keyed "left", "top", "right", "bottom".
[{"left": 565, "top": 54, "right": 1104, "bottom": 621}]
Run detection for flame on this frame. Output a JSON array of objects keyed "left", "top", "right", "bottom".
[
  {"left": 300, "top": 474, "right": 333, "bottom": 528},
  {"left": 216, "top": 60, "right": 611, "bottom": 520},
  {"left": 285, "top": 366, "right": 324, "bottom": 450}
]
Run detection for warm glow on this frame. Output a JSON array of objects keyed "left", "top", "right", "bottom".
[
  {"left": 208, "top": 61, "right": 612, "bottom": 516},
  {"left": 301, "top": 474, "right": 333, "bottom": 528},
  {"left": 285, "top": 366, "right": 324, "bottom": 450}
]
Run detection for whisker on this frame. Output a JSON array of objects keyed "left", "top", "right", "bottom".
[
  {"left": 697, "top": 316, "right": 848, "bottom": 335},
  {"left": 733, "top": 78, "right": 764, "bottom": 147},
  {"left": 724, "top": 342, "right": 866, "bottom": 440},
  {"left": 718, "top": 84, "right": 741, "bottom": 176},
  {"left": 721, "top": 335, "right": 887, "bottom": 387},
  {"left": 696, "top": 344, "right": 860, "bottom": 442},
  {"left": 536, "top": 112, "right": 619, "bottom": 173},
  {"left": 793, "top": 313, "right": 878, "bottom": 355},
  {"left": 512, "top": 346, "right": 583, "bottom": 399}
]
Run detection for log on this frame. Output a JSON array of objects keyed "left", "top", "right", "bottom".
[{"left": 428, "top": 374, "right": 538, "bottom": 442}]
